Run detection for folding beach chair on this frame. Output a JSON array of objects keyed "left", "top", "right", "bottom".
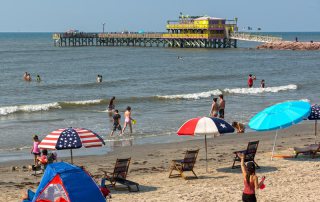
[
  {"left": 232, "top": 141, "right": 260, "bottom": 169},
  {"left": 293, "top": 144, "right": 320, "bottom": 158},
  {"left": 169, "top": 149, "right": 199, "bottom": 180},
  {"left": 101, "top": 158, "right": 139, "bottom": 192}
]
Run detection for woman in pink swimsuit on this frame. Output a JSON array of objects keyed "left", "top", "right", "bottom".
[
  {"left": 31, "top": 135, "right": 41, "bottom": 165},
  {"left": 238, "top": 153, "right": 265, "bottom": 202},
  {"left": 121, "top": 106, "right": 134, "bottom": 135}
]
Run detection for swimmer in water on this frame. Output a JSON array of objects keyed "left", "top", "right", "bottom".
[
  {"left": 260, "top": 80, "right": 265, "bottom": 88},
  {"left": 247, "top": 74, "right": 253, "bottom": 88},
  {"left": 108, "top": 96, "right": 116, "bottom": 112},
  {"left": 26, "top": 74, "right": 32, "bottom": 81},
  {"left": 121, "top": 106, "right": 135, "bottom": 135},
  {"left": 97, "top": 75, "right": 102, "bottom": 83},
  {"left": 36, "top": 75, "right": 41, "bottom": 82},
  {"left": 23, "top": 72, "right": 28, "bottom": 81}
]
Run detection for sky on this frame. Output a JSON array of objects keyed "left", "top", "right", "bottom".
[{"left": 0, "top": 0, "right": 320, "bottom": 32}]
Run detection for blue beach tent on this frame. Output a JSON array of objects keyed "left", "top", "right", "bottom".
[{"left": 24, "top": 162, "right": 105, "bottom": 202}]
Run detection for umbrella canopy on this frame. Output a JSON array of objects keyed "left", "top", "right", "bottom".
[
  {"left": 177, "top": 117, "right": 234, "bottom": 171},
  {"left": 249, "top": 101, "right": 311, "bottom": 131},
  {"left": 308, "top": 104, "right": 320, "bottom": 143},
  {"left": 177, "top": 117, "right": 235, "bottom": 136},
  {"left": 248, "top": 101, "right": 311, "bottom": 159},
  {"left": 39, "top": 128, "right": 105, "bottom": 163},
  {"left": 308, "top": 104, "right": 320, "bottom": 120}
]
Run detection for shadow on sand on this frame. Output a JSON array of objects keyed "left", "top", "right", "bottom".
[
  {"left": 216, "top": 166, "right": 278, "bottom": 174},
  {"left": 109, "top": 184, "right": 158, "bottom": 195},
  {"left": 283, "top": 155, "right": 320, "bottom": 162}
]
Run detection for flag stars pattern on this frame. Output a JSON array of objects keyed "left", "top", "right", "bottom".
[
  {"left": 309, "top": 104, "right": 320, "bottom": 120},
  {"left": 57, "top": 128, "right": 81, "bottom": 149}
]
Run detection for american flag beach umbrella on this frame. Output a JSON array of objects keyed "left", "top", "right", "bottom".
[
  {"left": 308, "top": 104, "right": 320, "bottom": 143},
  {"left": 39, "top": 127, "right": 105, "bottom": 163},
  {"left": 177, "top": 117, "right": 235, "bottom": 172}
]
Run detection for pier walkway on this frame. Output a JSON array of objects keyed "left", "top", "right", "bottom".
[
  {"left": 52, "top": 32, "right": 282, "bottom": 48},
  {"left": 229, "top": 32, "right": 282, "bottom": 43}
]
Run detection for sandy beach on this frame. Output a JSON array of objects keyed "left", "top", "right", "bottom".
[{"left": 1, "top": 123, "right": 319, "bottom": 202}]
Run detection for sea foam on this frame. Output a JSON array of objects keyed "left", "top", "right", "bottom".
[
  {"left": 158, "top": 89, "right": 222, "bottom": 99},
  {"left": 158, "top": 84, "right": 297, "bottom": 100},
  {"left": 0, "top": 102, "right": 61, "bottom": 116},
  {"left": 224, "top": 84, "right": 297, "bottom": 94}
]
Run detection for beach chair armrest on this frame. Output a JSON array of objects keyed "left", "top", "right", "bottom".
[
  {"left": 233, "top": 150, "right": 247, "bottom": 154},
  {"left": 172, "top": 159, "right": 183, "bottom": 165}
]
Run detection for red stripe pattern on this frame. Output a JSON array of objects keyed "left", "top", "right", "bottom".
[{"left": 39, "top": 128, "right": 105, "bottom": 150}]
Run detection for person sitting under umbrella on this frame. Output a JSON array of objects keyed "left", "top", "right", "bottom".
[{"left": 232, "top": 121, "right": 246, "bottom": 133}]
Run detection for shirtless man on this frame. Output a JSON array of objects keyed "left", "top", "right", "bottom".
[
  {"left": 218, "top": 94, "right": 225, "bottom": 119},
  {"left": 121, "top": 106, "right": 134, "bottom": 135},
  {"left": 210, "top": 98, "right": 219, "bottom": 117}
]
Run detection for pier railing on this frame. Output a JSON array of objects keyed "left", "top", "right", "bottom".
[
  {"left": 98, "top": 33, "right": 163, "bottom": 39},
  {"left": 229, "top": 32, "right": 282, "bottom": 43}
]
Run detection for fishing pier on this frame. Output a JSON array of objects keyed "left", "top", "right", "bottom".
[{"left": 53, "top": 15, "right": 282, "bottom": 48}]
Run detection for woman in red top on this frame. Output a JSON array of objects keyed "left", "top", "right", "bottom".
[
  {"left": 248, "top": 74, "right": 253, "bottom": 88},
  {"left": 238, "top": 153, "right": 265, "bottom": 202}
]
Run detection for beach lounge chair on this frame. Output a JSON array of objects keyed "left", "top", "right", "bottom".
[
  {"left": 232, "top": 141, "right": 260, "bottom": 169},
  {"left": 293, "top": 144, "right": 320, "bottom": 158},
  {"left": 169, "top": 149, "right": 199, "bottom": 180},
  {"left": 101, "top": 158, "right": 139, "bottom": 192}
]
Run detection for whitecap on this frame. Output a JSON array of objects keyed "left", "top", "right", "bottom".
[{"left": 223, "top": 84, "right": 297, "bottom": 94}]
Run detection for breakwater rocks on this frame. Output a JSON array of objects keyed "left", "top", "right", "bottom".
[{"left": 257, "top": 41, "right": 320, "bottom": 50}]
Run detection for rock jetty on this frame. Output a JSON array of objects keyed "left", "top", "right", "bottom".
[{"left": 257, "top": 41, "right": 320, "bottom": 50}]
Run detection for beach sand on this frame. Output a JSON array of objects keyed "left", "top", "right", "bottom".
[{"left": 1, "top": 123, "right": 319, "bottom": 202}]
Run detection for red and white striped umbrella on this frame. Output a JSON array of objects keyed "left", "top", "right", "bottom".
[{"left": 39, "top": 127, "right": 105, "bottom": 163}]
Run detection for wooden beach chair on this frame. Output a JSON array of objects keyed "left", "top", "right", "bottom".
[
  {"left": 101, "top": 158, "right": 139, "bottom": 192},
  {"left": 293, "top": 144, "right": 320, "bottom": 158},
  {"left": 232, "top": 141, "right": 260, "bottom": 169},
  {"left": 169, "top": 149, "right": 199, "bottom": 180}
]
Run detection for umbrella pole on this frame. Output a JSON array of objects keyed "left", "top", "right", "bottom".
[
  {"left": 315, "top": 120, "right": 318, "bottom": 144},
  {"left": 271, "top": 130, "right": 278, "bottom": 160},
  {"left": 205, "top": 135, "right": 208, "bottom": 172},
  {"left": 70, "top": 149, "right": 73, "bottom": 164}
]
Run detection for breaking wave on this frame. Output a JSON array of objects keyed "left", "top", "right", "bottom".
[
  {"left": 223, "top": 84, "right": 297, "bottom": 94},
  {"left": 0, "top": 99, "right": 104, "bottom": 116},
  {"left": 0, "top": 102, "right": 61, "bottom": 116},
  {"left": 157, "top": 84, "right": 297, "bottom": 100},
  {"left": 158, "top": 89, "right": 222, "bottom": 100}
]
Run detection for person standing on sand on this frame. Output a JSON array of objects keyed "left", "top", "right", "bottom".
[
  {"left": 237, "top": 153, "right": 265, "bottom": 202},
  {"left": 248, "top": 74, "right": 253, "bottom": 88},
  {"left": 110, "top": 110, "right": 122, "bottom": 136},
  {"left": 210, "top": 98, "right": 219, "bottom": 117},
  {"left": 31, "top": 135, "right": 41, "bottom": 165},
  {"left": 218, "top": 94, "right": 225, "bottom": 119},
  {"left": 122, "top": 106, "right": 135, "bottom": 135}
]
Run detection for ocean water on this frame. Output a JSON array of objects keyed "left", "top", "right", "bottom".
[{"left": 0, "top": 32, "right": 319, "bottom": 162}]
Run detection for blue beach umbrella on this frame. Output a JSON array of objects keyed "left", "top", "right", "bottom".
[
  {"left": 308, "top": 104, "right": 320, "bottom": 143},
  {"left": 249, "top": 101, "right": 311, "bottom": 159}
]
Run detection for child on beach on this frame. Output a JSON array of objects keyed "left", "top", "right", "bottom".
[
  {"left": 110, "top": 110, "right": 122, "bottom": 136},
  {"left": 238, "top": 153, "right": 265, "bottom": 202},
  {"left": 121, "top": 106, "right": 135, "bottom": 135},
  {"left": 232, "top": 121, "right": 245, "bottom": 133},
  {"left": 31, "top": 135, "right": 41, "bottom": 165},
  {"left": 37, "top": 149, "right": 48, "bottom": 167}
]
